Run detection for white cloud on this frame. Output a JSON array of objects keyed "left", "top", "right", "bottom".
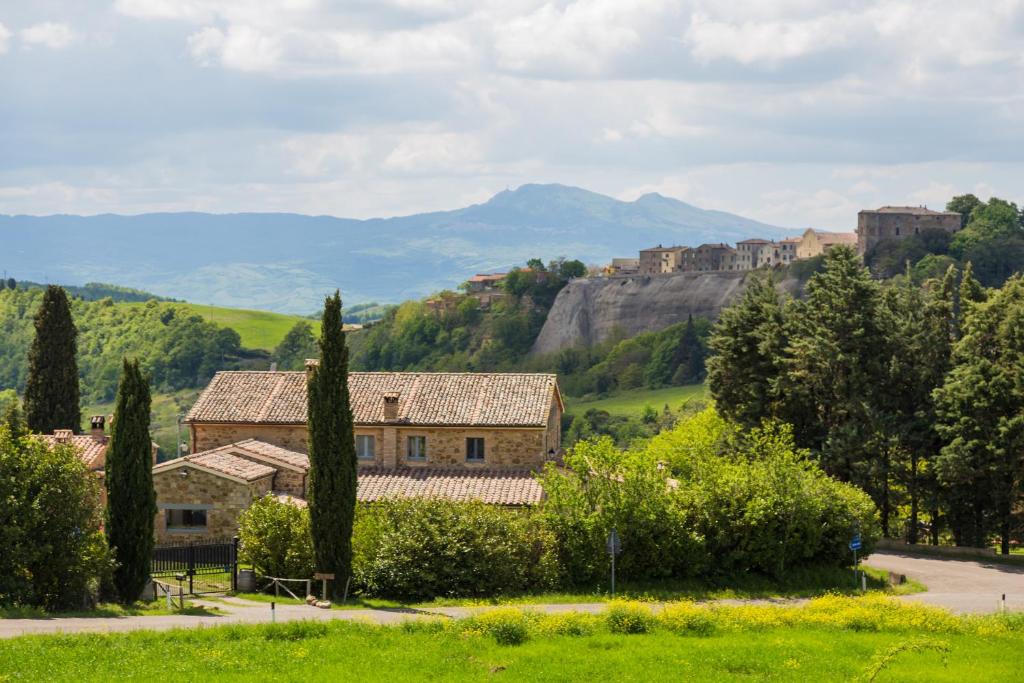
[
  {"left": 0, "top": 22, "right": 10, "bottom": 54},
  {"left": 685, "top": 11, "right": 855, "bottom": 65},
  {"left": 20, "top": 22, "right": 76, "bottom": 50}
]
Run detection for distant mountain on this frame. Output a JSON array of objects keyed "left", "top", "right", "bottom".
[{"left": 0, "top": 184, "right": 788, "bottom": 313}]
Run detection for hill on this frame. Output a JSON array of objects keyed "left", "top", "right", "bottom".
[{"left": 0, "top": 184, "right": 787, "bottom": 313}]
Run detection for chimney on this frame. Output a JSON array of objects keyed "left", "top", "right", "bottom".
[
  {"left": 90, "top": 415, "right": 105, "bottom": 441},
  {"left": 304, "top": 358, "right": 319, "bottom": 382},
  {"left": 53, "top": 429, "right": 73, "bottom": 444},
  {"left": 383, "top": 392, "right": 400, "bottom": 421}
]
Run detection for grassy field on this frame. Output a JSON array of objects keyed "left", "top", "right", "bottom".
[
  {"left": 2, "top": 597, "right": 1022, "bottom": 681},
  {"left": 145, "top": 302, "right": 320, "bottom": 351},
  {"left": 566, "top": 384, "right": 708, "bottom": 417}
]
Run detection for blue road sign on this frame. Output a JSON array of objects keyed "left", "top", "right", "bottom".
[{"left": 849, "top": 536, "right": 862, "bottom": 551}]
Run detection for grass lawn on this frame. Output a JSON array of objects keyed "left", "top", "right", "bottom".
[
  {"left": 228, "top": 564, "right": 923, "bottom": 609},
  {"left": 2, "top": 600, "right": 1021, "bottom": 682},
  {"left": 566, "top": 384, "right": 708, "bottom": 418}
]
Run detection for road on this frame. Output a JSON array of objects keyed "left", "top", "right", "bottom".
[
  {"left": 866, "top": 550, "right": 1024, "bottom": 614},
  {"left": 1, "top": 551, "right": 1021, "bottom": 638}
]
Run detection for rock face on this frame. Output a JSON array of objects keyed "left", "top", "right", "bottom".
[{"left": 532, "top": 271, "right": 792, "bottom": 355}]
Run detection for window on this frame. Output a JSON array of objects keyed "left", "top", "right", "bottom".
[
  {"left": 407, "top": 436, "right": 427, "bottom": 460},
  {"left": 166, "top": 508, "right": 207, "bottom": 531},
  {"left": 466, "top": 437, "right": 485, "bottom": 462},
  {"left": 356, "top": 435, "right": 375, "bottom": 460}
]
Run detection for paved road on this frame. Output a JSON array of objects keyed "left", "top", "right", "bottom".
[
  {"left": 2, "top": 552, "right": 1020, "bottom": 638},
  {"left": 867, "top": 550, "right": 1024, "bottom": 614}
]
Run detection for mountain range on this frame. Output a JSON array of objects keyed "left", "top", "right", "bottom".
[{"left": 1, "top": 184, "right": 789, "bottom": 313}]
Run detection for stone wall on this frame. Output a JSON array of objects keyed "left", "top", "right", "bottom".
[
  {"left": 857, "top": 211, "right": 961, "bottom": 254},
  {"left": 153, "top": 466, "right": 272, "bottom": 542},
  {"left": 191, "top": 423, "right": 309, "bottom": 453}
]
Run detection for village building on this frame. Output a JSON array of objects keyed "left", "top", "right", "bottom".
[
  {"left": 155, "top": 369, "right": 563, "bottom": 540},
  {"left": 463, "top": 273, "right": 508, "bottom": 308},
  {"left": 604, "top": 258, "right": 640, "bottom": 276},
  {"left": 679, "top": 243, "right": 738, "bottom": 272},
  {"left": 638, "top": 245, "right": 687, "bottom": 275},
  {"left": 795, "top": 228, "right": 858, "bottom": 259},
  {"left": 856, "top": 206, "right": 962, "bottom": 255},
  {"left": 736, "top": 239, "right": 773, "bottom": 270}
]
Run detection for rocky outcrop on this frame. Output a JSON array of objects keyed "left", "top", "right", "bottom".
[{"left": 532, "top": 271, "right": 796, "bottom": 355}]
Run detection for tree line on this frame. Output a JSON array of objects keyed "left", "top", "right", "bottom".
[{"left": 708, "top": 246, "right": 1023, "bottom": 552}]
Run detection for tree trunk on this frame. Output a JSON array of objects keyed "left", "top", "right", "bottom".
[
  {"left": 930, "top": 505, "right": 940, "bottom": 545},
  {"left": 880, "top": 451, "right": 891, "bottom": 537}
]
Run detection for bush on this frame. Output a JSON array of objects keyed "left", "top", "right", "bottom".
[
  {"left": 0, "top": 422, "right": 111, "bottom": 610},
  {"left": 352, "top": 499, "right": 561, "bottom": 601},
  {"left": 605, "top": 600, "right": 656, "bottom": 634},
  {"left": 462, "top": 607, "right": 533, "bottom": 645},
  {"left": 659, "top": 601, "right": 716, "bottom": 636},
  {"left": 238, "top": 495, "right": 315, "bottom": 580}
]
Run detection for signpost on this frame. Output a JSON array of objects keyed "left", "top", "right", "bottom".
[
  {"left": 606, "top": 529, "right": 622, "bottom": 597},
  {"left": 314, "top": 572, "right": 335, "bottom": 601},
  {"left": 849, "top": 534, "right": 862, "bottom": 590}
]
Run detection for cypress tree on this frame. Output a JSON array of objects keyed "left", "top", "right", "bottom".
[
  {"left": 24, "top": 285, "right": 80, "bottom": 434},
  {"left": 105, "top": 359, "right": 156, "bottom": 603},
  {"left": 307, "top": 291, "right": 357, "bottom": 598}
]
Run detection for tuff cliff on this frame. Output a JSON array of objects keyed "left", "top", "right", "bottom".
[{"left": 531, "top": 271, "right": 798, "bottom": 355}]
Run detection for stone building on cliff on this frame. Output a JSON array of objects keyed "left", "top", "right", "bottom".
[
  {"left": 152, "top": 368, "right": 561, "bottom": 540},
  {"left": 856, "top": 206, "right": 962, "bottom": 255}
]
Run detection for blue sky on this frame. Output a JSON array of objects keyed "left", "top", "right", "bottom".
[{"left": 2, "top": 0, "right": 1023, "bottom": 229}]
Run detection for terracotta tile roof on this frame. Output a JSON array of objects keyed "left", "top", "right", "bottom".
[
  {"left": 186, "top": 371, "right": 560, "bottom": 428},
  {"left": 230, "top": 438, "right": 310, "bottom": 470},
  {"left": 155, "top": 449, "right": 277, "bottom": 482},
  {"left": 357, "top": 466, "right": 543, "bottom": 506},
  {"left": 37, "top": 433, "right": 108, "bottom": 471},
  {"left": 468, "top": 273, "right": 507, "bottom": 283}
]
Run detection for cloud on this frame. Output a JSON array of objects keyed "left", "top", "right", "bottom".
[
  {"left": 0, "top": 22, "right": 9, "bottom": 54},
  {"left": 20, "top": 22, "right": 76, "bottom": 49},
  {"left": 685, "top": 11, "right": 855, "bottom": 65}
]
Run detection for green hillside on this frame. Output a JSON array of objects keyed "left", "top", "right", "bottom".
[
  {"left": 566, "top": 384, "right": 708, "bottom": 417},
  {"left": 145, "top": 303, "right": 319, "bottom": 351}
]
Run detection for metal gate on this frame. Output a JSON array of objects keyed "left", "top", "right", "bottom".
[{"left": 152, "top": 537, "right": 238, "bottom": 595}]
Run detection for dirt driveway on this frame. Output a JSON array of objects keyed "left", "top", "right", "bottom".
[{"left": 867, "top": 550, "right": 1024, "bottom": 613}]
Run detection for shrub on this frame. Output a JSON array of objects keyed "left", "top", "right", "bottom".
[
  {"left": 605, "top": 601, "right": 656, "bottom": 634},
  {"left": 535, "top": 611, "right": 600, "bottom": 637},
  {"left": 352, "top": 498, "right": 561, "bottom": 601},
  {"left": 238, "top": 495, "right": 315, "bottom": 580},
  {"left": 463, "top": 607, "right": 533, "bottom": 645},
  {"left": 0, "top": 422, "right": 111, "bottom": 610},
  {"left": 658, "top": 601, "right": 716, "bottom": 636}
]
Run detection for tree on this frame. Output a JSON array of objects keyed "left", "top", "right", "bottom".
[
  {"left": 273, "top": 321, "right": 319, "bottom": 371},
  {"left": 5, "top": 278, "right": 14, "bottom": 290},
  {"left": 706, "top": 271, "right": 786, "bottom": 429},
  {"left": 104, "top": 359, "right": 156, "bottom": 603},
  {"left": 946, "top": 194, "right": 983, "bottom": 228},
  {"left": 935, "top": 276, "right": 1024, "bottom": 553},
  {"left": 24, "top": 285, "right": 81, "bottom": 434},
  {"left": 307, "top": 291, "right": 357, "bottom": 598},
  {"left": 0, "top": 413, "right": 109, "bottom": 610},
  {"left": 775, "top": 246, "right": 890, "bottom": 524},
  {"left": 950, "top": 198, "right": 1024, "bottom": 287}
]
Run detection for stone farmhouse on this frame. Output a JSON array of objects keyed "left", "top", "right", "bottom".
[
  {"left": 856, "top": 206, "right": 962, "bottom": 255},
  {"left": 152, "top": 368, "right": 561, "bottom": 540}
]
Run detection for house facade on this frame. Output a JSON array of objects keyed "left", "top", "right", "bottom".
[
  {"left": 795, "top": 228, "right": 858, "bottom": 259},
  {"left": 184, "top": 368, "right": 563, "bottom": 467},
  {"left": 639, "top": 245, "right": 687, "bottom": 275}
]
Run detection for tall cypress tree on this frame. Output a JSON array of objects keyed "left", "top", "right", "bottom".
[
  {"left": 307, "top": 291, "right": 357, "bottom": 598},
  {"left": 24, "top": 285, "right": 80, "bottom": 434},
  {"left": 105, "top": 359, "right": 156, "bottom": 603}
]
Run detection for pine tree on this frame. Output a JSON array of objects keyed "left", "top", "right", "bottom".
[
  {"left": 935, "top": 276, "right": 1024, "bottom": 553},
  {"left": 777, "top": 246, "right": 890, "bottom": 506},
  {"left": 105, "top": 359, "right": 156, "bottom": 603},
  {"left": 24, "top": 285, "right": 80, "bottom": 434},
  {"left": 706, "top": 271, "right": 786, "bottom": 428},
  {"left": 307, "top": 291, "right": 357, "bottom": 598}
]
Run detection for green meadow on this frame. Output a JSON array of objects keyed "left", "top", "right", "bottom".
[{"left": 565, "top": 384, "right": 708, "bottom": 417}]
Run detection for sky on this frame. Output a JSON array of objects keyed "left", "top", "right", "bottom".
[{"left": 2, "top": 0, "right": 1024, "bottom": 230}]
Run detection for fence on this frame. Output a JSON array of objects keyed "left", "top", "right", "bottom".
[{"left": 151, "top": 537, "right": 239, "bottom": 595}]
